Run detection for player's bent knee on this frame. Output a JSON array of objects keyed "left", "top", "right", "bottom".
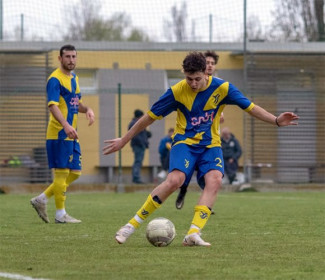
[
  {"left": 205, "top": 174, "right": 222, "bottom": 193},
  {"left": 165, "top": 176, "right": 184, "bottom": 192}
]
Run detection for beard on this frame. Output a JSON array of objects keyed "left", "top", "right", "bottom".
[{"left": 62, "top": 63, "right": 75, "bottom": 71}]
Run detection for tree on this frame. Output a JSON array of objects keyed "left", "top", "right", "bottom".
[
  {"left": 163, "top": 2, "right": 188, "bottom": 42},
  {"left": 64, "top": 0, "right": 149, "bottom": 41},
  {"left": 314, "top": 0, "right": 325, "bottom": 41},
  {"left": 269, "top": 0, "right": 324, "bottom": 42},
  {"left": 247, "top": 15, "right": 265, "bottom": 41}
]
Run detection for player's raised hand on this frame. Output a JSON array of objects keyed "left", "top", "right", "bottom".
[
  {"left": 276, "top": 112, "right": 299, "bottom": 127},
  {"left": 103, "top": 138, "right": 125, "bottom": 155}
]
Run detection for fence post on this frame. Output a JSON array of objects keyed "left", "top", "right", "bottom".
[{"left": 117, "top": 83, "right": 124, "bottom": 192}]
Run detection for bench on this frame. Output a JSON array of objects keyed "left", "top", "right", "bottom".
[
  {"left": 96, "top": 165, "right": 161, "bottom": 183},
  {"left": 246, "top": 163, "right": 273, "bottom": 183}
]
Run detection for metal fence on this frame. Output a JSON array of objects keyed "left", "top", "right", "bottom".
[
  {"left": 0, "top": 51, "right": 52, "bottom": 184},
  {"left": 0, "top": 46, "right": 324, "bottom": 186},
  {"left": 244, "top": 53, "right": 325, "bottom": 184}
]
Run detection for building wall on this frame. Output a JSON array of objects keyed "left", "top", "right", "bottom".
[
  {"left": 60, "top": 50, "right": 246, "bottom": 182},
  {"left": 77, "top": 95, "right": 100, "bottom": 176},
  {"left": 49, "top": 51, "right": 243, "bottom": 70},
  {"left": 1, "top": 45, "right": 324, "bottom": 184},
  {"left": 0, "top": 49, "right": 249, "bottom": 184}
]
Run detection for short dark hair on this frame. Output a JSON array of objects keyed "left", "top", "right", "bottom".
[
  {"left": 204, "top": 50, "right": 219, "bottom": 64},
  {"left": 134, "top": 109, "right": 144, "bottom": 118},
  {"left": 60, "top": 44, "right": 77, "bottom": 57},
  {"left": 182, "top": 52, "right": 206, "bottom": 74}
]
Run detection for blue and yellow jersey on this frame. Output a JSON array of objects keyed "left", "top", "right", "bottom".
[
  {"left": 148, "top": 76, "right": 254, "bottom": 148},
  {"left": 46, "top": 68, "right": 82, "bottom": 140}
]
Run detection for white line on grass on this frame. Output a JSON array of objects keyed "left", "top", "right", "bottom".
[
  {"left": 220, "top": 194, "right": 306, "bottom": 201},
  {"left": 0, "top": 272, "right": 50, "bottom": 280}
]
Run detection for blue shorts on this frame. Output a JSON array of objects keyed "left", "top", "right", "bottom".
[
  {"left": 169, "top": 144, "right": 224, "bottom": 189},
  {"left": 46, "top": 140, "right": 82, "bottom": 170}
]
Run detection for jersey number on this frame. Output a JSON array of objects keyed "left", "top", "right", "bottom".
[{"left": 215, "top": 157, "right": 223, "bottom": 168}]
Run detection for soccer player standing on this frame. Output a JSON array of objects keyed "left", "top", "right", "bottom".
[
  {"left": 103, "top": 51, "right": 298, "bottom": 246},
  {"left": 30, "top": 45, "right": 95, "bottom": 224}
]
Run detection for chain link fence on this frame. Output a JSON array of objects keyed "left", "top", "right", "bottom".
[
  {"left": 244, "top": 53, "right": 325, "bottom": 184},
  {"left": 0, "top": 45, "right": 324, "bottom": 186},
  {"left": 0, "top": 51, "right": 52, "bottom": 184}
]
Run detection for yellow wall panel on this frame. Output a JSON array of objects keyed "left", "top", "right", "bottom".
[
  {"left": 50, "top": 51, "right": 243, "bottom": 70},
  {"left": 77, "top": 95, "right": 100, "bottom": 175},
  {"left": 115, "top": 94, "right": 150, "bottom": 166},
  {"left": 220, "top": 106, "right": 245, "bottom": 167},
  {"left": 164, "top": 112, "right": 177, "bottom": 134}
]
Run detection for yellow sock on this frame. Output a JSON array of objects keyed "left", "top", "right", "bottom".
[
  {"left": 65, "top": 170, "right": 81, "bottom": 187},
  {"left": 44, "top": 183, "right": 54, "bottom": 198},
  {"left": 50, "top": 169, "right": 70, "bottom": 210},
  {"left": 129, "top": 195, "right": 161, "bottom": 228},
  {"left": 44, "top": 170, "right": 79, "bottom": 201},
  {"left": 187, "top": 205, "right": 212, "bottom": 235}
]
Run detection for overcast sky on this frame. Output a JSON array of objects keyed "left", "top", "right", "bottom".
[{"left": 3, "top": 0, "right": 275, "bottom": 42}]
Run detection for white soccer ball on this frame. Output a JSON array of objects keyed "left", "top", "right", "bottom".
[{"left": 146, "top": 217, "right": 176, "bottom": 247}]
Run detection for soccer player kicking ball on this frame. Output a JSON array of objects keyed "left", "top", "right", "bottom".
[
  {"left": 175, "top": 50, "right": 223, "bottom": 210},
  {"left": 103, "top": 51, "right": 299, "bottom": 246}
]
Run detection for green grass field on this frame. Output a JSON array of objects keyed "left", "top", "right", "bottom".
[{"left": 0, "top": 191, "right": 324, "bottom": 280}]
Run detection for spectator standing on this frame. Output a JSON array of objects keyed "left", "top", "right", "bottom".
[
  {"left": 129, "top": 109, "right": 152, "bottom": 184},
  {"left": 221, "top": 127, "right": 242, "bottom": 184},
  {"left": 157, "top": 128, "right": 174, "bottom": 179}
]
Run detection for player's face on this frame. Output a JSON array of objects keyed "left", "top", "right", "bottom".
[
  {"left": 205, "top": 56, "right": 216, "bottom": 76},
  {"left": 59, "top": 50, "right": 77, "bottom": 72},
  {"left": 184, "top": 71, "right": 208, "bottom": 92}
]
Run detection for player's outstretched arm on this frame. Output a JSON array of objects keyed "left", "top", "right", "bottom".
[
  {"left": 248, "top": 105, "right": 299, "bottom": 127},
  {"left": 103, "top": 113, "right": 155, "bottom": 155}
]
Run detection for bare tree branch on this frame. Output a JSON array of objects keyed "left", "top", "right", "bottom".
[
  {"left": 163, "top": 2, "right": 188, "bottom": 42},
  {"left": 269, "top": 0, "right": 324, "bottom": 41},
  {"left": 64, "top": 0, "right": 149, "bottom": 41}
]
